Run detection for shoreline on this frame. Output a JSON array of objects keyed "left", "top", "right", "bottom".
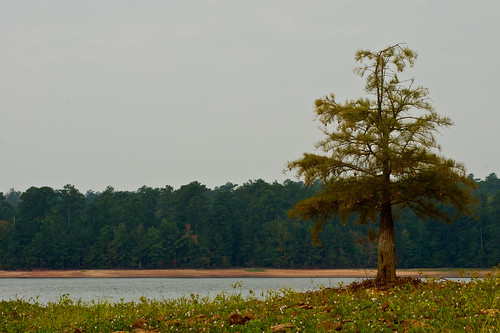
[{"left": 0, "top": 268, "right": 491, "bottom": 279}]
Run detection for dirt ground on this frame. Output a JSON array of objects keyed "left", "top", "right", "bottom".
[{"left": 0, "top": 268, "right": 491, "bottom": 278}]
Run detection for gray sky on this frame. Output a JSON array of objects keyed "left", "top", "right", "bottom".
[{"left": 1, "top": 0, "right": 499, "bottom": 193}]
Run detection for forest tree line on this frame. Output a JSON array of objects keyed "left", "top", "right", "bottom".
[{"left": 0, "top": 174, "right": 499, "bottom": 270}]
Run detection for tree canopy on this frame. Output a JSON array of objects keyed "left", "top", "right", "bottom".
[
  {"left": 0, "top": 176, "right": 498, "bottom": 270},
  {"left": 288, "top": 44, "right": 476, "bottom": 280}
]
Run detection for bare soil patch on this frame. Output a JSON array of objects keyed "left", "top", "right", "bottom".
[{"left": 0, "top": 268, "right": 491, "bottom": 278}]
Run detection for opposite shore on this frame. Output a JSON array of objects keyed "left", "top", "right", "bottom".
[{"left": 0, "top": 268, "right": 492, "bottom": 278}]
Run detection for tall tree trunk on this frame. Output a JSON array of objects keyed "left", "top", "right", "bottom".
[{"left": 377, "top": 201, "right": 396, "bottom": 281}]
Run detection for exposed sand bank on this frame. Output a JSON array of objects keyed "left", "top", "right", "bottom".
[{"left": 0, "top": 268, "right": 491, "bottom": 278}]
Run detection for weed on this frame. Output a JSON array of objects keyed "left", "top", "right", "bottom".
[{"left": 0, "top": 271, "right": 498, "bottom": 332}]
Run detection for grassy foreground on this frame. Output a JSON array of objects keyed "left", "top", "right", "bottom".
[{"left": 1, "top": 273, "right": 499, "bottom": 332}]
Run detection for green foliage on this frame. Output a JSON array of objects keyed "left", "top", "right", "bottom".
[
  {"left": 0, "top": 175, "right": 499, "bottom": 270},
  {"left": 287, "top": 44, "right": 476, "bottom": 280},
  {"left": 289, "top": 43, "right": 474, "bottom": 227}
]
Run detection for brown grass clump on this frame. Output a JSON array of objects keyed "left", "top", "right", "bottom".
[{"left": 345, "top": 276, "right": 423, "bottom": 293}]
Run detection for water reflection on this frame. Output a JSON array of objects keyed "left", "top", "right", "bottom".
[{"left": 0, "top": 277, "right": 358, "bottom": 304}]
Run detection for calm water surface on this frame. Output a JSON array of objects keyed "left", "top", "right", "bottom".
[{"left": 0, "top": 277, "right": 360, "bottom": 304}]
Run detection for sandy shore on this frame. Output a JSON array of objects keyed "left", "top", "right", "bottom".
[{"left": 0, "top": 268, "right": 492, "bottom": 278}]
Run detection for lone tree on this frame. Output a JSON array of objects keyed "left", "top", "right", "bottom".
[{"left": 288, "top": 44, "right": 476, "bottom": 281}]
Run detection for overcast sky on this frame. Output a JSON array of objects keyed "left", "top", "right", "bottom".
[{"left": 1, "top": 0, "right": 499, "bottom": 193}]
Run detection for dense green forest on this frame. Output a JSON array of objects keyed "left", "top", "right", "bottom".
[{"left": 0, "top": 174, "right": 499, "bottom": 270}]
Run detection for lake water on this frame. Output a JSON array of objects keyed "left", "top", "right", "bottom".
[{"left": 0, "top": 277, "right": 360, "bottom": 304}]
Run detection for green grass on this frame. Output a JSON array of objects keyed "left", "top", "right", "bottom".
[
  {"left": 244, "top": 268, "right": 267, "bottom": 272},
  {"left": 1, "top": 272, "right": 499, "bottom": 332}
]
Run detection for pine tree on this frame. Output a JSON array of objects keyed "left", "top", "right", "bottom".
[{"left": 288, "top": 44, "right": 476, "bottom": 280}]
